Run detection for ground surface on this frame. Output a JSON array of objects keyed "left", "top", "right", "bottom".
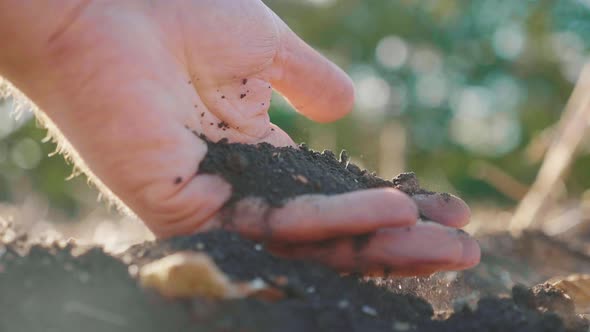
[{"left": 1, "top": 140, "right": 589, "bottom": 331}]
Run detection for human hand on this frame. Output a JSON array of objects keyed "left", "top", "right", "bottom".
[{"left": 0, "top": 0, "right": 479, "bottom": 276}]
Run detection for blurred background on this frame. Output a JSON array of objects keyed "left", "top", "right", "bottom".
[{"left": 1, "top": 0, "right": 590, "bottom": 250}]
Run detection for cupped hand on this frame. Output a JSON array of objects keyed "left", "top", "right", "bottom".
[{"left": 1, "top": 0, "right": 479, "bottom": 276}]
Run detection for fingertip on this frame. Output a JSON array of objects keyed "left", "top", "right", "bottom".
[
  {"left": 413, "top": 193, "right": 471, "bottom": 228},
  {"left": 271, "top": 21, "right": 355, "bottom": 123},
  {"left": 306, "top": 71, "right": 355, "bottom": 123},
  {"left": 457, "top": 236, "right": 481, "bottom": 269}
]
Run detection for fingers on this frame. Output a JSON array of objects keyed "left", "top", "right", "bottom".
[
  {"left": 268, "top": 222, "right": 481, "bottom": 276},
  {"left": 221, "top": 188, "right": 418, "bottom": 243},
  {"left": 146, "top": 174, "right": 231, "bottom": 238},
  {"left": 411, "top": 193, "right": 471, "bottom": 228},
  {"left": 270, "top": 14, "right": 354, "bottom": 123},
  {"left": 452, "top": 232, "right": 481, "bottom": 270}
]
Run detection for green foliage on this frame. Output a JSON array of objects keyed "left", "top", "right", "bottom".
[{"left": 268, "top": 0, "right": 590, "bottom": 203}]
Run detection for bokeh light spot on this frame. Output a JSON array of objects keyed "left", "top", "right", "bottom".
[
  {"left": 451, "top": 112, "right": 521, "bottom": 156},
  {"left": 11, "top": 138, "right": 42, "bottom": 170},
  {"left": 452, "top": 86, "right": 494, "bottom": 118},
  {"left": 376, "top": 36, "right": 409, "bottom": 70},
  {"left": 355, "top": 75, "right": 391, "bottom": 114},
  {"left": 492, "top": 23, "right": 526, "bottom": 60},
  {"left": 415, "top": 72, "right": 448, "bottom": 108},
  {"left": 0, "top": 142, "right": 7, "bottom": 164},
  {"left": 409, "top": 46, "right": 442, "bottom": 74}
]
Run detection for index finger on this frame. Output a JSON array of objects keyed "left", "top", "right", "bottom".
[
  {"left": 269, "top": 10, "right": 354, "bottom": 123},
  {"left": 215, "top": 188, "right": 418, "bottom": 243}
]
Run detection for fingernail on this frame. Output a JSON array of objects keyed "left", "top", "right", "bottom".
[{"left": 458, "top": 237, "right": 481, "bottom": 268}]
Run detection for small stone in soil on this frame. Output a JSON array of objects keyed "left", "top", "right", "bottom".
[
  {"left": 339, "top": 150, "right": 349, "bottom": 164},
  {"left": 227, "top": 153, "right": 249, "bottom": 174},
  {"left": 362, "top": 305, "right": 378, "bottom": 316},
  {"left": 338, "top": 300, "right": 350, "bottom": 309}
]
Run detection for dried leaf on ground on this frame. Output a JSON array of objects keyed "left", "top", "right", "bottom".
[
  {"left": 139, "top": 251, "right": 284, "bottom": 301},
  {"left": 549, "top": 274, "right": 590, "bottom": 314}
]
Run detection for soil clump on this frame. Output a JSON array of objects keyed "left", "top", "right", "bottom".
[{"left": 197, "top": 138, "right": 432, "bottom": 208}]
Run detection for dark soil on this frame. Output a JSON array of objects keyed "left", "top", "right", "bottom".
[
  {"left": 0, "top": 227, "right": 588, "bottom": 332},
  {"left": 197, "top": 138, "right": 431, "bottom": 207},
  {"left": 1, "top": 140, "right": 589, "bottom": 331}
]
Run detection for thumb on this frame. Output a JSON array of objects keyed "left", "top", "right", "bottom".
[{"left": 270, "top": 16, "right": 355, "bottom": 123}]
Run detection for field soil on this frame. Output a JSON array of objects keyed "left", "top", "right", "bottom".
[{"left": 1, "top": 139, "right": 589, "bottom": 332}]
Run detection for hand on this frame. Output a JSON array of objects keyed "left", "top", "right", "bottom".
[{"left": 0, "top": 0, "right": 479, "bottom": 276}]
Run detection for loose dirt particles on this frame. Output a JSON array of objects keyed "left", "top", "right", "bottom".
[{"left": 0, "top": 138, "right": 588, "bottom": 331}]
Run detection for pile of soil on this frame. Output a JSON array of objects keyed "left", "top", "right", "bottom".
[
  {"left": 0, "top": 139, "right": 588, "bottom": 331},
  {"left": 197, "top": 138, "right": 433, "bottom": 208},
  {"left": 1, "top": 228, "right": 587, "bottom": 332}
]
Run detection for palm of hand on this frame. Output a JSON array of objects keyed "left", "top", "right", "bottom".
[{"left": 18, "top": 0, "right": 480, "bottom": 276}]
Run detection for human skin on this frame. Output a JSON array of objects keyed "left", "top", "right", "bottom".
[{"left": 0, "top": 0, "right": 480, "bottom": 276}]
